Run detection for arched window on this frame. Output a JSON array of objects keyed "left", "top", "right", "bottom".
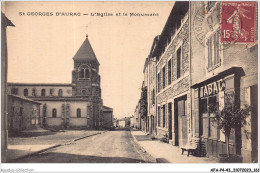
[
  {"left": 77, "top": 108, "right": 81, "bottom": 118},
  {"left": 41, "top": 89, "right": 46, "bottom": 97},
  {"left": 52, "top": 108, "right": 57, "bottom": 118},
  {"left": 82, "top": 89, "right": 87, "bottom": 96},
  {"left": 58, "top": 89, "right": 63, "bottom": 97},
  {"left": 79, "top": 68, "right": 85, "bottom": 79},
  {"left": 24, "top": 88, "right": 28, "bottom": 96},
  {"left": 78, "top": 65, "right": 90, "bottom": 79},
  {"left": 85, "top": 69, "right": 90, "bottom": 78}
]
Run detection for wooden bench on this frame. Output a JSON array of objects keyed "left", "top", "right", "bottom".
[{"left": 181, "top": 145, "right": 197, "bottom": 157}]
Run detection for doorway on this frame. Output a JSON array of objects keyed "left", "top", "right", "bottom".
[
  {"left": 168, "top": 103, "right": 172, "bottom": 140},
  {"left": 174, "top": 95, "right": 187, "bottom": 146}
]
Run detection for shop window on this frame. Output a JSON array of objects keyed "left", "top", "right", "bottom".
[
  {"left": 41, "top": 89, "right": 46, "bottom": 97},
  {"left": 11, "top": 88, "right": 18, "bottom": 95},
  {"left": 24, "top": 88, "right": 28, "bottom": 96},
  {"left": 207, "top": 30, "right": 220, "bottom": 70},
  {"left": 58, "top": 89, "right": 63, "bottom": 97},
  {"left": 77, "top": 108, "right": 81, "bottom": 118},
  {"left": 168, "top": 59, "right": 172, "bottom": 85},
  {"left": 52, "top": 108, "right": 57, "bottom": 118},
  {"left": 200, "top": 95, "right": 219, "bottom": 139},
  {"left": 177, "top": 47, "right": 182, "bottom": 79}
]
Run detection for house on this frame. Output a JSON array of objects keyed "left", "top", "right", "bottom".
[
  {"left": 102, "top": 106, "right": 113, "bottom": 129},
  {"left": 7, "top": 94, "right": 41, "bottom": 132},
  {"left": 1, "top": 12, "right": 15, "bottom": 163},
  {"left": 190, "top": 1, "right": 258, "bottom": 162}
]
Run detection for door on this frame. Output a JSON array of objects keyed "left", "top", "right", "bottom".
[{"left": 175, "top": 96, "right": 188, "bottom": 147}]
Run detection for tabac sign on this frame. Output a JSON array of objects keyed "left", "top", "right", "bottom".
[{"left": 200, "top": 79, "right": 226, "bottom": 97}]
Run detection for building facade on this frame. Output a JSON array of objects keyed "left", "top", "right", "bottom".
[
  {"left": 7, "top": 94, "right": 41, "bottom": 132},
  {"left": 190, "top": 1, "right": 258, "bottom": 162},
  {"left": 1, "top": 12, "right": 15, "bottom": 163},
  {"left": 153, "top": 2, "right": 190, "bottom": 147},
  {"left": 102, "top": 106, "right": 113, "bottom": 129},
  {"left": 136, "top": 1, "right": 258, "bottom": 162},
  {"left": 7, "top": 35, "right": 112, "bottom": 129}
]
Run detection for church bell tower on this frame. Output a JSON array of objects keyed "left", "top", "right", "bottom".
[{"left": 72, "top": 35, "right": 102, "bottom": 128}]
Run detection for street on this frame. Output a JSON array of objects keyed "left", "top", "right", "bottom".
[{"left": 14, "top": 130, "right": 156, "bottom": 163}]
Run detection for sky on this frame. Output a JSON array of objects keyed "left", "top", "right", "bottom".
[{"left": 3, "top": 1, "right": 174, "bottom": 119}]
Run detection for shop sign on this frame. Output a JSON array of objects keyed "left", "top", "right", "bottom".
[{"left": 200, "top": 79, "right": 225, "bottom": 97}]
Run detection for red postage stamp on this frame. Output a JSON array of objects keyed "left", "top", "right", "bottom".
[{"left": 221, "top": 2, "right": 256, "bottom": 43}]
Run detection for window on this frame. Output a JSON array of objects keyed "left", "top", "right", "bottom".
[
  {"left": 24, "top": 88, "right": 28, "bottom": 96},
  {"left": 41, "top": 89, "right": 46, "bottom": 97},
  {"left": 11, "top": 88, "right": 18, "bottom": 95},
  {"left": 162, "top": 105, "right": 166, "bottom": 128},
  {"left": 157, "top": 72, "right": 161, "bottom": 92},
  {"left": 200, "top": 95, "right": 219, "bottom": 139},
  {"left": 177, "top": 47, "right": 182, "bottom": 79},
  {"left": 32, "top": 88, "right": 36, "bottom": 96},
  {"left": 162, "top": 67, "right": 166, "bottom": 89},
  {"left": 158, "top": 106, "right": 161, "bottom": 127},
  {"left": 207, "top": 31, "right": 220, "bottom": 70},
  {"left": 78, "top": 65, "right": 90, "bottom": 79},
  {"left": 58, "top": 89, "right": 63, "bottom": 97},
  {"left": 168, "top": 59, "right": 172, "bottom": 85},
  {"left": 77, "top": 108, "right": 81, "bottom": 118},
  {"left": 50, "top": 89, "right": 53, "bottom": 96},
  {"left": 52, "top": 109, "right": 57, "bottom": 118},
  {"left": 152, "top": 89, "right": 155, "bottom": 105}
]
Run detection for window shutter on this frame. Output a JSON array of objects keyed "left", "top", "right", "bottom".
[{"left": 208, "top": 37, "right": 212, "bottom": 68}]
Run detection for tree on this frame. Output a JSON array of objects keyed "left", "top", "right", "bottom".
[
  {"left": 140, "top": 86, "right": 147, "bottom": 119},
  {"left": 213, "top": 93, "right": 251, "bottom": 158}
]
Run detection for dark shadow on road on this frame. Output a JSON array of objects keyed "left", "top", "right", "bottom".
[{"left": 12, "top": 151, "right": 153, "bottom": 163}]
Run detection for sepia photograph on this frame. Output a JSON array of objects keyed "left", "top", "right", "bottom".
[{"left": 1, "top": 1, "right": 259, "bottom": 172}]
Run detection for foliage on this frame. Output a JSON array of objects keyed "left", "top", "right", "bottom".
[
  {"left": 140, "top": 86, "right": 147, "bottom": 119},
  {"left": 214, "top": 104, "right": 251, "bottom": 138},
  {"left": 212, "top": 92, "right": 251, "bottom": 158}
]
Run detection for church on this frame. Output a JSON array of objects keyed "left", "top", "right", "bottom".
[{"left": 7, "top": 35, "right": 113, "bottom": 129}]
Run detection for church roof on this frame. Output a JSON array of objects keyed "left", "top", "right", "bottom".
[{"left": 73, "top": 35, "right": 100, "bottom": 65}]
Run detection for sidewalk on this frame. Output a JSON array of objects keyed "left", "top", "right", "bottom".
[
  {"left": 131, "top": 130, "right": 218, "bottom": 163},
  {"left": 7, "top": 130, "right": 105, "bottom": 162}
]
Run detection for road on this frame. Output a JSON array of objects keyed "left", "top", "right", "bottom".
[{"left": 15, "top": 130, "right": 156, "bottom": 163}]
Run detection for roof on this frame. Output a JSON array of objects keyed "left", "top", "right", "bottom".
[
  {"left": 8, "top": 82, "right": 72, "bottom": 87},
  {"left": 8, "top": 94, "right": 41, "bottom": 104},
  {"left": 73, "top": 35, "right": 100, "bottom": 65},
  {"left": 1, "top": 12, "right": 15, "bottom": 27},
  {"left": 103, "top": 105, "right": 113, "bottom": 111}
]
